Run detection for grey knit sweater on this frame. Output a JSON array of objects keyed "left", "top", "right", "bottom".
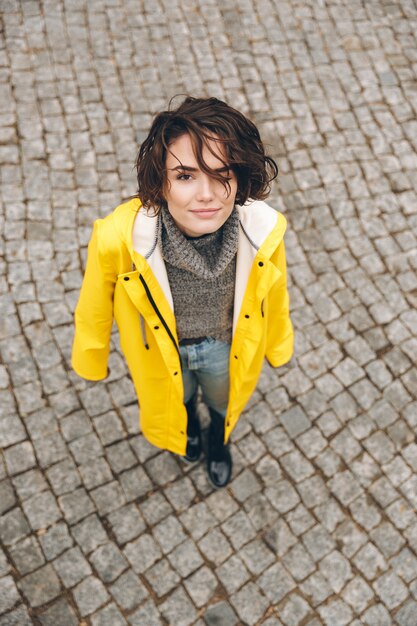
[{"left": 159, "top": 208, "right": 239, "bottom": 344}]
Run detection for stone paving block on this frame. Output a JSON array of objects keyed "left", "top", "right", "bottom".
[
  {"left": 159, "top": 587, "right": 198, "bottom": 626},
  {"left": 9, "top": 535, "right": 45, "bottom": 575},
  {"left": 317, "top": 598, "right": 353, "bottom": 626},
  {"left": 0, "top": 478, "right": 16, "bottom": 514},
  {"left": 231, "top": 581, "right": 270, "bottom": 625},
  {"left": 128, "top": 598, "right": 163, "bottom": 626},
  {"left": 0, "top": 605, "right": 32, "bottom": 626},
  {"left": 395, "top": 599, "right": 417, "bottom": 626},
  {"left": 203, "top": 601, "right": 239, "bottom": 626},
  {"left": 78, "top": 456, "right": 113, "bottom": 490},
  {"left": 145, "top": 451, "right": 182, "bottom": 486},
  {"left": 144, "top": 557, "right": 180, "bottom": 597},
  {"left": 71, "top": 514, "right": 108, "bottom": 555},
  {"left": 139, "top": 491, "right": 173, "bottom": 526},
  {"left": 46, "top": 457, "right": 82, "bottom": 495},
  {"left": 278, "top": 592, "right": 312, "bottom": 626},
  {"left": 107, "top": 503, "right": 146, "bottom": 545},
  {"left": 180, "top": 501, "right": 216, "bottom": 540},
  {"left": 152, "top": 513, "right": 187, "bottom": 555},
  {"left": 109, "top": 569, "right": 148, "bottom": 611},
  {"left": 90, "top": 481, "right": 126, "bottom": 516},
  {"left": 18, "top": 563, "right": 61, "bottom": 608},
  {"left": 124, "top": 533, "right": 162, "bottom": 574},
  {"left": 300, "top": 571, "right": 333, "bottom": 608},
  {"left": 39, "top": 523, "right": 73, "bottom": 564},
  {"left": 0, "top": 575, "right": 21, "bottom": 613},
  {"left": 0, "top": 507, "right": 30, "bottom": 546},
  {"left": 164, "top": 475, "right": 197, "bottom": 511},
  {"left": 89, "top": 542, "right": 128, "bottom": 583},
  {"left": 184, "top": 565, "right": 218, "bottom": 608},
  {"left": 221, "top": 509, "right": 257, "bottom": 551},
  {"left": 198, "top": 527, "right": 233, "bottom": 566},
  {"left": 73, "top": 575, "right": 110, "bottom": 617},
  {"left": 37, "top": 597, "right": 78, "bottom": 626},
  {"left": 59, "top": 487, "right": 95, "bottom": 524},
  {"left": 119, "top": 464, "right": 153, "bottom": 501},
  {"left": 3, "top": 440, "right": 36, "bottom": 475},
  {"left": 341, "top": 575, "right": 374, "bottom": 614},
  {"left": 167, "top": 537, "right": 204, "bottom": 578},
  {"left": 215, "top": 554, "right": 251, "bottom": 595},
  {"left": 90, "top": 603, "right": 128, "bottom": 626},
  {"left": 285, "top": 503, "right": 315, "bottom": 536},
  {"left": 373, "top": 570, "right": 410, "bottom": 610}
]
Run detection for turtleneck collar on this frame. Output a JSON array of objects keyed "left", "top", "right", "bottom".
[{"left": 159, "top": 207, "right": 239, "bottom": 280}]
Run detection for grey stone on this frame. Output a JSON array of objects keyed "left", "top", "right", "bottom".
[
  {"left": 152, "top": 514, "right": 187, "bottom": 554},
  {"left": 109, "top": 569, "right": 148, "bottom": 611},
  {"left": 216, "top": 554, "right": 251, "bottom": 595},
  {"left": 184, "top": 565, "right": 218, "bottom": 608},
  {"left": 159, "top": 587, "right": 198, "bottom": 626},
  {"left": 203, "top": 601, "right": 239, "bottom": 626},
  {"left": 53, "top": 546, "right": 92, "bottom": 587},
  {"left": 372, "top": 570, "right": 409, "bottom": 609},
  {"left": 72, "top": 514, "right": 108, "bottom": 554},
  {"left": 124, "top": 533, "right": 162, "bottom": 574},
  {"left": 59, "top": 487, "right": 95, "bottom": 523},
  {"left": 90, "top": 542, "right": 128, "bottom": 583},
  {"left": 38, "top": 597, "right": 78, "bottom": 626},
  {"left": 0, "top": 575, "right": 20, "bottom": 613},
  {"left": 9, "top": 535, "right": 45, "bottom": 575},
  {"left": 144, "top": 557, "right": 180, "bottom": 597},
  {"left": 0, "top": 478, "right": 16, "bottom": 514},
  {"left": 198, "top": 528, "right": 233, "bottom": 566},
  {"left": 39, "top": 522, "right": 73, "bottom": 560},
  {"left": 258, "top": 561, "right": 296, "bottom": 604},
  {"left": 128, "top": 599, "right": 163, "bottom": 626},
  {"left": 18, "top": 564, "right": 61, "bottom": 608},
  {"left": 107, "top": 503, "right": 146, "bottom": 545},
  {"left": 0, "top": 507, "right": 30, "bottom": 545},
  {"left": 73, "top": 575, "right": 110, "bottom": 616},
  {"left": 167, "top": 537, "right": 203, "bottom": 577},
  {"left": 90, "top": 481, "right": 126, "bottom": 516},
  {"left": 90, "top": 603, "right": 128, "bottom": 626},
  {"left": 221, "top": 510, "right": 257, "bottom": 551}
]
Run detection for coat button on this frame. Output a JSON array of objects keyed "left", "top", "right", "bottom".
[
  {"left": 174, "top": 371, "right": 178, "bottom": 376},
  {"left": 245, "top": 314, "right": 250, "bottom": 319},
  {"left": 234, "top": 355, "right": 238, "bottom": 359},
  {"left": 154, "top": 325, "right": 159, "bottom": 329},
  {"left": 258, "top": 261, "right": 264, "bottom": 267},
  {"left": 124, "top": 276, "right": 130, "bottom": 281}
]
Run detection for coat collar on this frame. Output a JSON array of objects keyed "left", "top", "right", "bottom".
[{"left": 112, "top": 197, "right": 287, "bottom": 262}]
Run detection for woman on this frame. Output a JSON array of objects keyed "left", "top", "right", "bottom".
[{"left": 72, "top": 96, "right": 294, "bottom": 488}]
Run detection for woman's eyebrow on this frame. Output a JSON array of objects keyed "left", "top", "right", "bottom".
[{"left": 169, "top": 165, "right": 231, "bottom": 172}]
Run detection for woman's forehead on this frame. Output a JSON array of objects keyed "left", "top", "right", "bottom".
[{"left": 166, "top": 132, "right": 227, "bottom": 169}]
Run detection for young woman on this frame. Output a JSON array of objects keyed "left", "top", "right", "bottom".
[{"left": 72, "top": 96, "right": 294, "bottom": 488}]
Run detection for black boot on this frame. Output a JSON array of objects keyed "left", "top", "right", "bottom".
[
  {"left": 183, "top": 394, "right": 202, "bottom": 463},
  {"left": 207, "top": 407, "right": 232, "bottom": 488}
]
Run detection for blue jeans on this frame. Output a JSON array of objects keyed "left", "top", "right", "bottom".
[{"left": 179, "top": 337, "right": 230, "bottom": 417}]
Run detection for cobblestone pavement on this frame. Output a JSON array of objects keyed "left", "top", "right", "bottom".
[{"left": 1, "top": 0, "right": 417, "bottom": 624}]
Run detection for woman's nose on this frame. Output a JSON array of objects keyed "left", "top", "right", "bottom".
[{"left": 196, "top": 174, "right": 215, "bottom": 201}]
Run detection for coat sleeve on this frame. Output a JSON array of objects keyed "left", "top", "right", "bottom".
[
  {"left": 265, "top": 238, "right": 294, "bottom": 368},
  {"left": 71, "top": 219, "right": 117, "bottom": 380}
]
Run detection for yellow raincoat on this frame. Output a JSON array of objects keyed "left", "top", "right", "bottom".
[{"left": 72, "top": 198, "right": 293, "bottom": 455}]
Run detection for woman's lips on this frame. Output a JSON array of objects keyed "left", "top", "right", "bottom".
[{"left": 191, "top": 208, "right": 220, "bottom": 217}]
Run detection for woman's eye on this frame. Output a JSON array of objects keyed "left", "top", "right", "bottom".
[{"left": 177, "top": 173, "right": 192, "bottom": 181}]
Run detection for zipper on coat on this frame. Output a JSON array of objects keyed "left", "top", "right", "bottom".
[{"left": 139, "top": 274, "right": 180, "bottom": 356}]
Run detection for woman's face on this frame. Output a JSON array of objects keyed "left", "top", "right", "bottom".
[{"left": 164, "top": 133, "right": 238, "bottom": 237}]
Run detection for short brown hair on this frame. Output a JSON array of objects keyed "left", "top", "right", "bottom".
[{"left": 135, "top": 96, "right": 278, "bottom": 213}]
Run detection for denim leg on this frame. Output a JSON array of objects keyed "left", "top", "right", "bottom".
[
  {"left": 179, "top": 345, "right": 198, "bottom": 404},
  {"left": 195, "top": 339, "right": 230, "bottom": 417}
]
